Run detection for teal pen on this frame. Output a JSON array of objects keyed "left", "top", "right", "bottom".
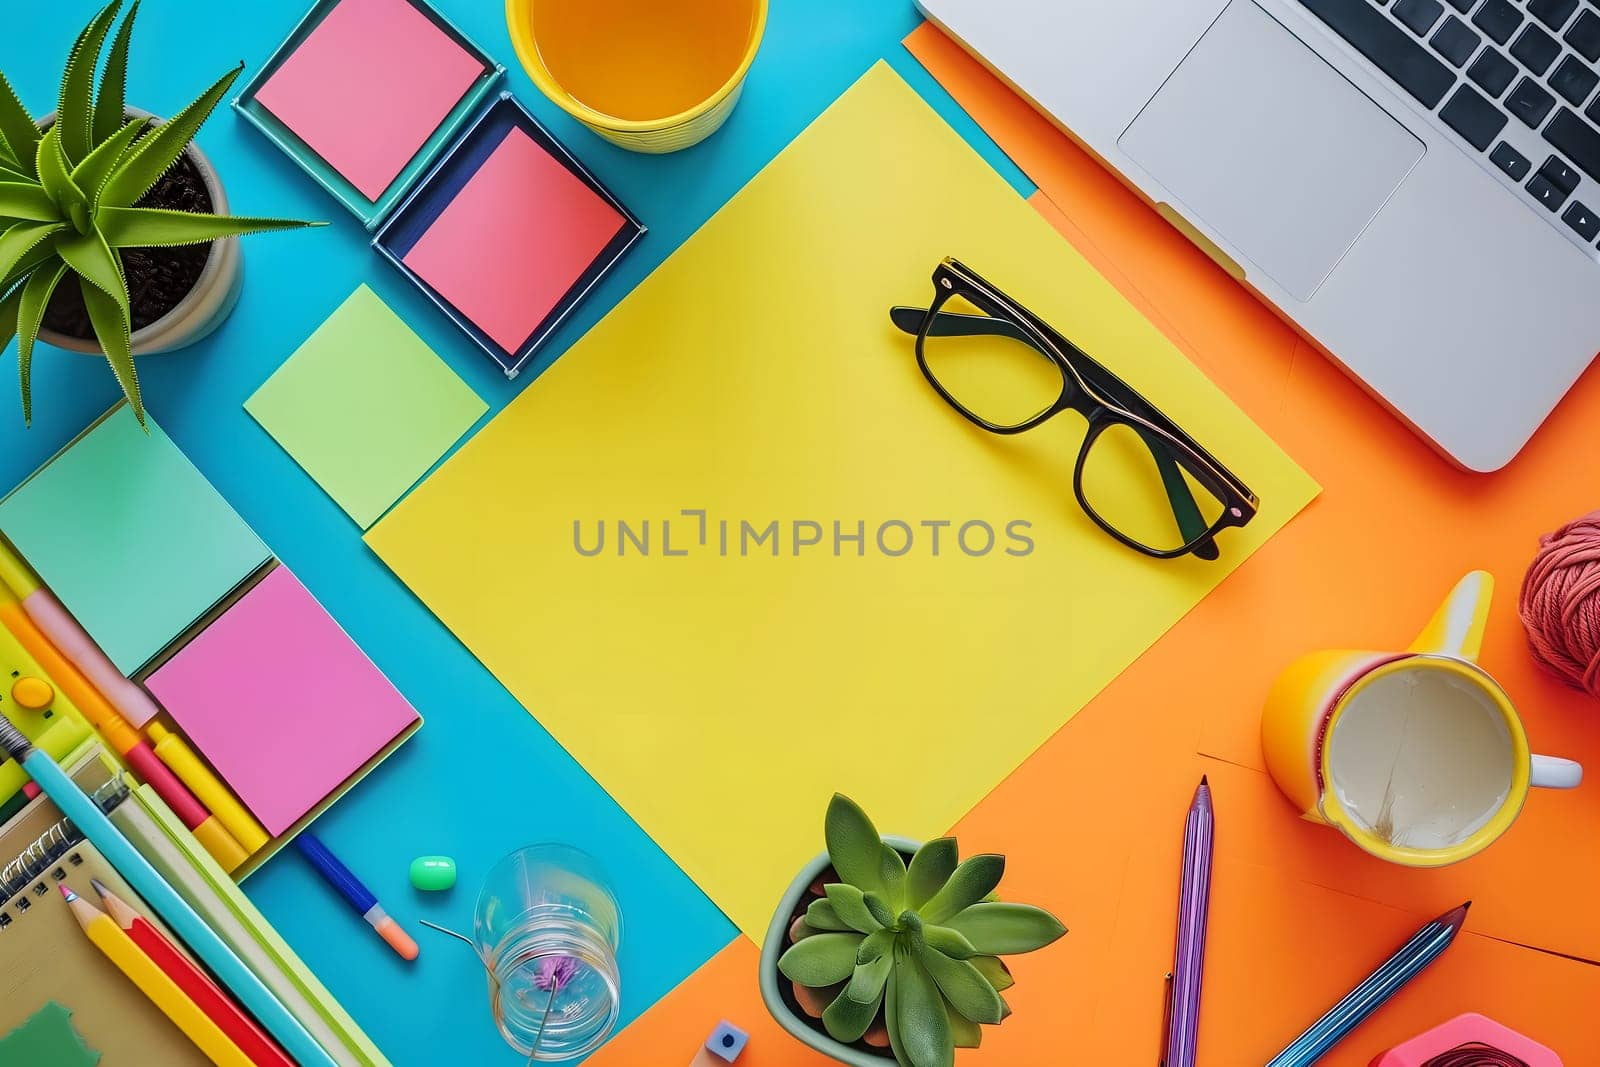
[
  {"left": 1265, "top": 903, "right": 1469, "bottom": 1067},
  {"left": 0, "top": 714, "right": 339, "bottom": 1067}
]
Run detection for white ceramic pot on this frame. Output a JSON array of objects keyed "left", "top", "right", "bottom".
[{"left": 36, "top": 107, "right": 243, "bottom": 357}]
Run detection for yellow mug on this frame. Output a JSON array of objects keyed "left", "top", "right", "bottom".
[
  {"left": 506, "top": 0, "right": 767, "bottom": 153},
  {"left": 1262, "top": 571, "right": 1582, "bottom": 867}
]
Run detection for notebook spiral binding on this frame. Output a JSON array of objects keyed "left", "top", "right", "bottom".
[{"left": 0, "top": 777, "right": 130, "bottom": 902}]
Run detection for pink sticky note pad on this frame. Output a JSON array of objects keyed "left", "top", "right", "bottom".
[
  {"left": 146, "top": 567, "right": 420, "bottom": 837},
  {"left": 402, "top": 126, "right": 625, "bottom": 354},
  {"left": 254, "top": 0, "right": 483, "bottom": 201}
]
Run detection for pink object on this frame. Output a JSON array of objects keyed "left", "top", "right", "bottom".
[
  {"left": 254, "top": 0, "right": 483, "bottom": 200},
  {"left": 402, "top": 126, "right": 625, "bottom": 354},
  {"left": 1519, "top": 510, "right": 1600, "bottom": 699},
  {"left": 145, "top": 567, "right": 419, "bottom": 836},
  {"left": 22, "top": 585, "right": 164, "bottom": 728},
  {"left": 1369, "top": 1013, "right": 1561, "bottom": 1066}
]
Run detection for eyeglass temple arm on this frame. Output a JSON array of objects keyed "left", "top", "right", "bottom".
[{"left": 891, "top": 306, "right": 1212, "bottom": 548}]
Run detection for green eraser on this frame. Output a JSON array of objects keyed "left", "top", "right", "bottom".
[{"left": 409, "top": 856, "right": 456, "bottom": 892}]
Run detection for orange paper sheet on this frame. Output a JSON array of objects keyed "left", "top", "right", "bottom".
[{"left": 594, "top": 25, "right": 1600, "bottom": 1066}]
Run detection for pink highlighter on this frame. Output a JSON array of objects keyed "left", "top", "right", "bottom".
[{"left": 1369, "top": 1013, "right": 1561, "bottom": 1066}]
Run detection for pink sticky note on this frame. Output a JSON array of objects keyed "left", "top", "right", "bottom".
[
  {"left": 402, "top": 126, "right": 626, "bottom": 354},
  {"left": 255, "top": 0, "right": 483, "bottom": 201},
  {"left": 146, "top": 567, "right": 420, "bottom": 836}
]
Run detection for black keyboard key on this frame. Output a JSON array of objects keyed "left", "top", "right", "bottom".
[
  {"left": 1530, "top": 0, "right": 1581, "bottom": 30},
  {"left": 1433, "top": 16, "right": 1483, "bottom": 64},
  {"left": 1511, "top": 24, "right": 1563, "bottom": 72},
  {"left": 1492, "top": 140, "right": 1534, "bottom": 177},
  {"left": 1562, "top": 199, "right": 1600, "bottom": 238},
  {"left": 1566, "top": 10, "right": 1600, "bottom": 60},
  {"left": 1539, "top": 153, "right": 1584, "bottom": 190},
  {"left": 1469, "top": 47, "right": 1519, "bottom": 94},
  {"left": 1474, "top": 0, "right": 1524, "bottom": 44},
  {"left": 1441, "top": 83, "right": 1511, "bottom": 146},
  {"left": 1550, "top": 54, "right": 1600, "bottom": 103},
  {"left": 1396, "top": 0, "right": 1447, "bottom": 34},
  {"left": 1544, "top": 105, "right": 1600, "bottom": 178},
  {"left": 1446, "top": 0, "right": 1474, "bottom": 9},
  {"left": 1508, "top": 76, "right": 1559, "bottom": 124},
  {"left": 1588, "top": 91, "right": 1600, "bottom": 123},
  {"left": 1295, "top": 0, "right": 1458, "bottom": 107},
  {"left": 1528, "top": 172, "right": 1572, "bottom": 209}
]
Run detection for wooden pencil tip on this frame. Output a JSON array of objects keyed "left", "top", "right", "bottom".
[
  {"left": 89, "top": 877, "right": 109, "bottom": 899},
  {"left": 59, "top": 884, "right": 76, "bottom": 902}
]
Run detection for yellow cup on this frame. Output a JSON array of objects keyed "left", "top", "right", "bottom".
[
  {"left": 1261, "top": 572, "right": 1583, "bottom": 867},
  {"left": 506, "top": 0, "right": 768, "bottom": 153}
]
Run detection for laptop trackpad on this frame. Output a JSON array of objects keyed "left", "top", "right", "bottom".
[{"left": 1118, "top": 0, "right": 1423, "bottom": 301}]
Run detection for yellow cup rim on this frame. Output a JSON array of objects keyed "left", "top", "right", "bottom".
[
  {"left": 505, "top": 0, "right": 769, "bottom": 134},
  {"left": 1318, "top": 655, "right": 1530, "bottom": 867}
]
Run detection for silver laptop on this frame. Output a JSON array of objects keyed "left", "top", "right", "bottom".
[{"left": 918, "top": 0, "right": 1600, "bottom": 471}]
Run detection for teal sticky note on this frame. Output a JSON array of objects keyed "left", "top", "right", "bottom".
[{"left": 0, "top": 407, "right": 269, "bottom": 675}]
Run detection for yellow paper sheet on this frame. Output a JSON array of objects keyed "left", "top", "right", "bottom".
[{"left": 366, "top": 64, "right": 1319, "bottom": 941}]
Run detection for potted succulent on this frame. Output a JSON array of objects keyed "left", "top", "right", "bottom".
[
  {"left": 761, "top": 795, "right": 1066, "bottom": 1067},
  {"left": 0, "top": 0, "right": 317, "bottom": 424}
]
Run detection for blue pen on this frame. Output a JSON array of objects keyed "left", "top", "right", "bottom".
[
  {"left": 0, "top": 714, "right": 338, "bottom": 1067},
  {"left": 1266, "top": 903, "right": 1470, "bottom": 1067},
  {"left": 296, "top": 832, "right": 419, "bottom": 961}
]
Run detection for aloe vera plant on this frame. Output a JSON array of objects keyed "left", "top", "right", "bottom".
[
  {"left": 0, "top": 0, "right": 317, "bottom": 424},
  {"left": 778, "top": 795, "right": 1066, "bottom": 1067}
]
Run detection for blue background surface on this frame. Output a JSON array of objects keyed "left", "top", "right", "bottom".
[{"left": 0, "top": 2, "right": 1030, "bottom": 1062}]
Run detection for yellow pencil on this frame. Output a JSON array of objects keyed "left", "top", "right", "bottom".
[
  {"left": 146, "top": 722, "right": 271, "bottom": 853},
  {"left": 61, "top": 885, "right": 252, "bottom": 1067}
]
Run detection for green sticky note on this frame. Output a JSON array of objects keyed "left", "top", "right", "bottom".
[
  {"left": 245, "top": 285, "right": 487, "bottom": 529},
  {"left": 0, "top": 407, "right": 270, "bottom": 676},
  {"left": 0, "top": 1002, "right": 102, "bottom": 1066}
]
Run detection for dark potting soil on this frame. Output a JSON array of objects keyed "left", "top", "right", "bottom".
[{"left": 42, "top": 149, "right": 214, "bottom": 339}]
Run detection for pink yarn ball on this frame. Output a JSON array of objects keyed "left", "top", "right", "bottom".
[{"left": 1520, "top": 510, "right": 1600, "bottom": 699}]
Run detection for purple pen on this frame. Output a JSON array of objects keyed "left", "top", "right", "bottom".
[{"left": 1162, "top": 776, "right": 1214, "bottom": 1067}]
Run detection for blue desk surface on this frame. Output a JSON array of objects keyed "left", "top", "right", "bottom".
[{"left": 0, "top": 2, "right": 1030, "bottom": 1062}]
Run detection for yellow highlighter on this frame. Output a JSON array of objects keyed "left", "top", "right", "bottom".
[
  {"left": 146, "top": 722, "right": 270, "bottom": 854},
  {"left": 62, "top": 885, "right": 252, "bottom": 1067}
]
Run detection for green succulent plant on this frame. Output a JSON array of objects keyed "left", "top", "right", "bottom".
[
  {"left": 778, "top": 795, "right": 1066, "bottom": 1067},
  {"left": 0, "top": 0, "right": 318, "bottom": 425}
]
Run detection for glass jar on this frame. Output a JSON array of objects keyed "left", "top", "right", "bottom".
[{"left": 472, "top": 845, "right": 623, "bottom": 1061}]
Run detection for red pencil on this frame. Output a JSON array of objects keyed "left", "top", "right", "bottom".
[{"left": 91, "top": 879, "right": 295, "bottom": 1067}]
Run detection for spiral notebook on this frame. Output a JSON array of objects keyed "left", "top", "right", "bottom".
[{"left": 0, "top": 751, "right": 209, "bottom": 1065}]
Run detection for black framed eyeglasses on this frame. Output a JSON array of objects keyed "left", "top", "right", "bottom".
[{"left": 891, "top": 258, "right": 1258, "bottom": 561}]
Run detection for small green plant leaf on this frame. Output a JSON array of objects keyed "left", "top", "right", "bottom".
[
  {"left": 97, "top": 207, "right": 318, "bottom": 248},
  {"left": 93, "top": 1, "right": 138, "bottom": 145},
  {"left": 884, "top": 947, "right": 905, "bottom": 1064},
  {"left": 943, "top": 995, "right": 983, "bottom": 1049},
  {"left": 78, "top": 271, "right": 142, "bottom": 425},
  {"left": 998, "top": 994, "right": 1012, "bottom": 1021},
  {"left": 856, "top": 928, "right": 893, "bottom": 965},
  {"left": 822, "top": 980, "right": 884, "bottom": 1044},
  {"left": 777, "top": 931, "right": 864, "bottom": 988},
  {"left": 916, "top": 944, "right": 1004, "bottom": 1025},
  {"left": 824, "top": 883, "right": 882, "bottom": 935},
  {"left": 863, "top": 891, "right": 895, "bottom": 931},
  {"left": 37, "top": 128, "right": 91, "bottom": 234},
  {"left": 970, "top": 955, "right": 1014, "bottom": 992},
  {"left": 879, "top": 844, "right": 907, "bottom": 910},
  {"left": 58, "top": 1, "right": 123, "bottom": 165},
  {"left": 824, "top": 794, "right": 884, "bottom": 896},
  {"left": 893, "top": 949, "right": 954, "bottom": 1067},
  {"left": 0, "top": 222, "right": 67, "bottom": 288},
  {"left": 905, "top": 838, "right": 959, "bottom": 910},
  {"left": 920, "top": 854, "right": 1005, "bottom": 925},
  {"left": 0, "top": 182, "right": 57, "bottom": 223},
  {"left": 15, "top": 261, "right": 70, "bottom": 424},
  {"left": 804, "top": 898, "right": 852, "bottom": 933},
  {"left": 55, "top": 229, "right": 124, "bottom": 309},
  {"left": 921, "top": 925, "right": 978, "bottom": 960},
  {"left": 0, "top": 72, "right": 40, "bottom": 177},
  {"left": 0, "top": 235, "right": 65, "bottom": 296},
  {"left": 843, "top": 952, "right": 892, "bottom": 1004},
  {"left": 99, "top": 62, "right": 243, "bottom": 210},
  {"left": 944, "top": 902, "right": 1067, "bottom": 955},
  {"left": 72, "top": 118, "right": 146, "bottom": 203}
]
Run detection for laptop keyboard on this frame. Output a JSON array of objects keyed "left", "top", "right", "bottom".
[{"left": 1295, "top": 0, "right": 1600, "bottom": 251}]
